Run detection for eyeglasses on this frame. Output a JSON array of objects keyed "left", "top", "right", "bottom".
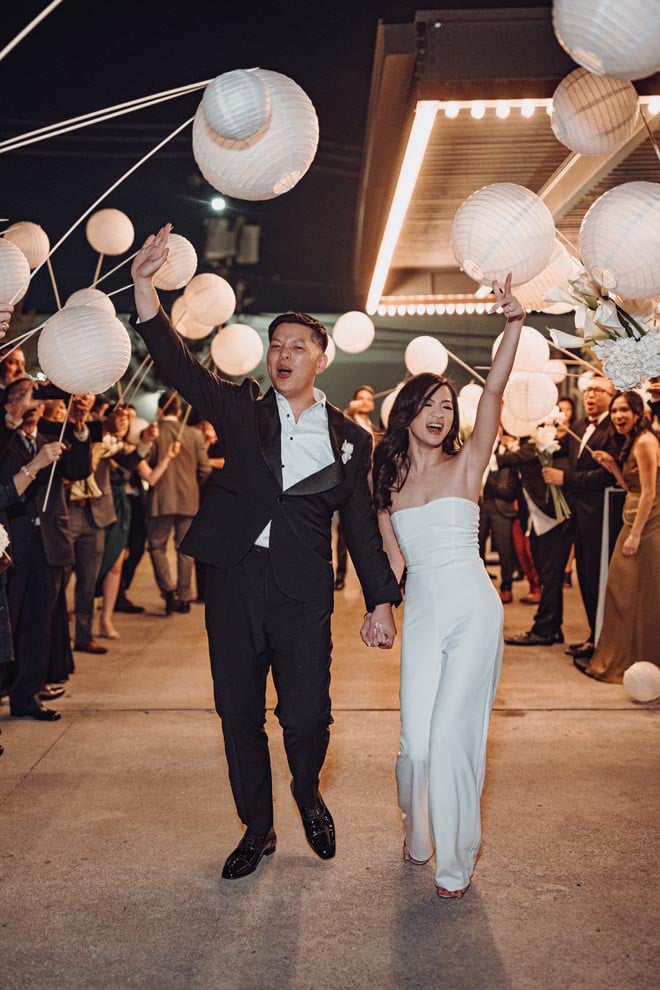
[{"left": 583, "top": 386, "right": 612, "bottom": 396}]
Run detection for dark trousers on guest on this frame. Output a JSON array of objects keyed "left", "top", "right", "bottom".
[
  {"left": 69, "top": 503, "right": 105, "bottom": 643},
  {"left": 478, "top": 498, "right": 516, "bottom": 590},
  {"left": 120, "top": 494, "right": 146, "bottom": 593},
  {"left": 205, "top": 547, "right": 333, "bottom": 835},
  {"left": 529, "top": 520, "right": 573, "bottom": 638}
]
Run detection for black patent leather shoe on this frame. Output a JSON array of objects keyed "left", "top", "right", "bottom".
[
  {"left": 569, "top": 642, "right": 595, "bottom": 660},
  {"left": 11, "top": 705, "right": 61, "bottom": 721},
  {"left": 38, "top": 685, "right": 65, "bottom": 701},
  {"left": 297, "top": 796, "right": 336, "bottom": 859},
  {"left": 221, "top": 828, "right": 276, "bottom": 880},
  {"left": 505, "top": 630, "right": 557, "bottom": 647}
]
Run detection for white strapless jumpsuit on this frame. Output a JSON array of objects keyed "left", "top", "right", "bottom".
[{"left": 391, "top": 497, "right": 503, "bottom": 892}]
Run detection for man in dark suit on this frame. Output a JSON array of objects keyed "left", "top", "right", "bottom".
[
  {"left": 131, "top": 225, "right": 401, "bottom": 879},
  {"left": 541, "top": 375, "right": 621, "bottom": 661}
]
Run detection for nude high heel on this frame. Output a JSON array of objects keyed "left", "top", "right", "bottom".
[{"left": 403, "top": 840, "right": 431, "bottom": 865}]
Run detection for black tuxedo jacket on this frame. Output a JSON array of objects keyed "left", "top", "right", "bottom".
[
  {"left": 0, "top": 428, "right": 91, "bottom": 567},
  {"left": 557, "top": 416, "right": 622, "bottom": 525},
  {"left": 134, "top": 309, "right": 401, "bottom": 611}
]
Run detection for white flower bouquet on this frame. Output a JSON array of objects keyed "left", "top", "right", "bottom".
[{"left": 532, "top": 413, "right": 572, "bottom": 523}]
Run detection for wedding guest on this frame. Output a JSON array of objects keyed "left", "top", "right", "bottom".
[
  {"left": 335, "top": 386, "right": 377, "bottom": 590},
  {"left": 577, "top": 391, "right": 660, "bottom": 682}
]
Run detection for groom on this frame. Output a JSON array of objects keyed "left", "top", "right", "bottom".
[{"left": 131, "top": 226, "right": 401, "bottom": 879}]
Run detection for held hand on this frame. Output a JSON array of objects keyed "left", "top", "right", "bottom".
[
  {"left": 363, "top": 603, "right": 397, "bottom": 649},
  {"left": 542, "top": 466, "right": 564, "bottom": 486},
  {"left": 141, "top": 422, "right": 159, "bottom": 443},
  {"left": 5, "top": 382, "right": 39, "bottom": 421},
  {"left": 167, "top": 440, "right": 181, "bottom": 458},
  {"left": 0, "top": 302, "right": 13, "bottom": 337},
  {"left": 31, "top": 441, "right": 65, "bottom": 472},
  {"left": 489, "top": 273, "right": 525, "bottom": 322},
  {"left": 131, "top": 224, "right": 171, "bottom": 284},
  {"left": 622, "top": 535, "right": 640, "bottom": 557},
  {"left": 591, "top": 450, "right": 616, "bottom": 473},
  {"left": 71, "top": 393, "right": 94, "bottom": 431}
]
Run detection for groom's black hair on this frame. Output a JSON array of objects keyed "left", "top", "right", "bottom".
[{"left": 267, "top": 312, "right": 328, "bottom": 352}]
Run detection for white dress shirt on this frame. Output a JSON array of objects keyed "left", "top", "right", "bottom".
[
  {"left": 578, "top": 411, "right": 608, "bottom": 456},
  {"left": 254, "top": 388, "right": 335, "bottom": 548}
]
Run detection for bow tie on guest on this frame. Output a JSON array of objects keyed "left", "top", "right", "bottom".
[{"left": 587, "top": 417, "right": 600, "bottom": 427}]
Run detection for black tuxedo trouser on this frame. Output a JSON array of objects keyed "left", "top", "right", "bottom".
[
  {"left": 205, "top": 547, "right": 333, "bottom": 834},
  {"left": 572, "top": 507, "right": 605, "bottom": 643},
  {"left": 529, "top": 520, "right": 573, "bottom": 638},
  {"left": 478, "top": 498, "right": 516, "bottom": 590}
]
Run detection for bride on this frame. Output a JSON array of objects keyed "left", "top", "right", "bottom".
[{"left": 367, "top": 275, "right": 524, "bottom": 898}]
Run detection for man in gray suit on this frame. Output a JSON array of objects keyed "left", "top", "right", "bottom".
[{"left": 147, "top": 390, "right": 211, "bottom": 613}]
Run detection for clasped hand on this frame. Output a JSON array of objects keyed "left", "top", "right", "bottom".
[{"left": 360, "top": 605, "right": 396, "bottom": 649}]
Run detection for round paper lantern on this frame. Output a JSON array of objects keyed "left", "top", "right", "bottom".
[
  {"left": 210, "top": 323, "right": 263, "bottom": 376},
  {"left": 492, "top": 325, "right": 550, "bottom": 372},
  {"left": 451, "top": 182, "right": 555, "bottom": 286},
  {"left": 153, "top": 233, "right": 197, "bottom": 291},
  {"left": 332, "top": 311, "right": 375, "bottom": 354},
  {"left": 183, "top": 273, "right": 236, "bottom": 326},
  {"left": 458, "top": 383, "right": 484, "bottom": 410},
  {"left": 127, "top": 416, "right": 149, "bottom": 445},
  {"left": 192, "top": 69, "right": 319, "bottom": 201},
  {"left": 323, "top": 335, "right": 336, "bottom": 369},
  {"left": 622, "top": 661, "right": 660, "bottom": 702},
  {"left": 202, "top": 69, "right": 271, "bottom": 142},
  {"left": 515, "top": 241, "right": 580, "bottom": 314},
  {"left": 579, "top": 182, "right": 660, "bottom": 298},
  {"left": 86, "top": 209, "right": 134, "bottom": 256},
  {"left": 578, "top": 370, "right": 597, "bottom": 391},
  {"left": 404, "top": 336, "right": 449, "bottom": 375},
  {"left": 38, "top": 307, "right": 131, "bottom": 393},
  {"left": 380, "top": 385, "right": 404, "bottom": 428},
  {"left": 0, "top": 238, "right": 31, "bottom": 303},
  {"left": 171, "top": 296, "right": 214, "bottom": 340},
  {"left": 3, "top": 221, "right": 50, "bottom": 269},
  {"left": 64, "top": 287, "right": 116, "bottom": 316},
  {"left": 553, "top": 0, "right": 660, "bottom": 81},
  {"left": 551, "top": 69, "right": 639, "bottom": 155},
  {"left": 504, "top": 371, "right": 558, "bottom": 422},
  {"left": 544, "top": 359, "right": 568, "bottom": 384},
  {"left": 501, "top": 406, "right": 540, "bottom": 438}
]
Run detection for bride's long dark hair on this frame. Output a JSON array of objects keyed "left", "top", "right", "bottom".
[{"left": 373, "top": 373, "right": 461, "bottom": 511}]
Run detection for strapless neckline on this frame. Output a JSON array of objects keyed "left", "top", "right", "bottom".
[{"left": 390, "top": 496, "right": 477, "bottom": 519}]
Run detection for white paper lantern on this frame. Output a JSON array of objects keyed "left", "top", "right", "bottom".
[
  {"left": 85, "top": 209, "right": 134, "bottom": 256},
  {"left": 153, "top": 233, "right": 198, "bottom": 291},
  {"left": 202, "top": 69, "right": 271, "bottom": 142},
  {"left": 451, "top": 182, "right": 555, "bottom": 286},
  {"left": 458, "top": 395, "right": 480, "bottom": 430},
  {"left": 404, "top": 336, "right": 449, "bottom": 375},
  {"left": 553, "top": 0, "right": 660, "bottom": 81},
  {"left": 3, "top": 221, "right": 50, "bottom": 270},
  {"left": 458, "top": 383, "right": 484, "bottom": 409},
  {"left": 579, "top": 182, "right": 660, "bottom": 299},
  {"left": 332, "top": 311, "right": 375, "bottom": 354},
  {"left": 171, "top": 295, "right": 214, "bottom": 340},
  {"left": 492, "top": 325, "right": 550, "bottom": 372},
  {"left": 127, "top": 416, "right": 149, "bottom": 445},
  {"left": 192, "top": 69, "right": 319, "bottom": 201},
  {"left": 64, "top": 287, "right": 116, "bottom": 316},
  {"left": 578, "top": 370, "right": 597, "bottom": 391},
  {"left": 323, "top": 335, "right": 336, "bottom": 369},
  {"left": 515, "top": 241, "right": 581, "bottom": 314},
  {"left": 38, "top": 307, "right": 131, "bottom": 393},
  {"left": 380, "top": 385, "right": 404, "bottom": 428},
  {"left": 183, "top": 273, "right": 236, "bottom": 326},
  {"left": 551, "top": 69, "right": 639, "bottom": 155},
  {"left": 504, "top": 371, "right": 558, "bottom": 422},
  {"left": 544, "top": 359, "right": 568, "bottom": 384},
  {"left": 622, "top": 661, "right": 660, "bottom": 702},
  {"left": 0, "top": 238, "right": 31, "bottom": 303},
  {"left": 210, "top": 323, "right": 263, "bottom": 376},
  {"left": 501, "top": 406, "right": 540, "bottom": 438}
]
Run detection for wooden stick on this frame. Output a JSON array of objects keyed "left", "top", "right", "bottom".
[
  {"left": 42, "top": 394, "right": 72, "bottom": 512},
  {"left": 92, "top": 253, "right": 104, "bottom": 287},
  {"left": 0, "top": 322, "right": 46, "bottom": 355},
  {"left": 176, "top": 404, "right": 193, "bottom": 440},
  {"left": 0, "top": 0, "right": 63, "bottom": 64},
  {"left": 46, "top": 257, "right": 62, "bottom": 310},
  {"left": 123, "top": 358, "right": 154, "bottom": 405},
  {"left": 94, "top": 249, "right": 140, "bottom": 287},
  {"left": 105, "top": 283, "right": 133, "bottom": 300},
  {"left": 639, "top": 105, "right": 660, "bottom": 163},
  {"left": 564, "top": 425, "right": 596, "bottom": 457},
  {"left": 445, "top": 347, "right": 486, "bottom": 384},
  {"left": 553, "top": 344, "right": 600, "bottom": 372}
]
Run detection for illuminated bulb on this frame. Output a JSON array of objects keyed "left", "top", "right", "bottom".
[
  {"left": 649, "top": 96, "right": 660, "bottom": 115},
  {"left": 476, "top": 303, "right": 486, "bottom": 314},
  {"left": 406, "top": 304, "right": 416, "bottom": 315},
  {"left": 471, "top": 102, "right": 486, "bottom": 120},
  {"left": 387, "top": 304, "right": 397, "bottom": 316},
  {"left": 496, "top": 101, "right": 510, "bottom": 119},
  {"left": 377, "top": 305, "right": 387, "bottom": 316},
  {"left": 456, "top": 303, "right": 465, "bottom": 314},
  {"left": 427, "top": 304, "right": 436, "bottom": 315},
  {"left": 437, "top": 304, "right": 446, "bottom": 315},
  {"left": 521, "top": 100, "right": 535, "bottom": 118},
  {"left": 446, "top": 303, "right": 456, "bottom": 315},
  {"left": 445, "top": 102, "right": 460, "bottom": 118},
  {"left": 466, "top": 303, "right": 475, "bottom": 314},
  {"left": 397, "top": 304, "right": 407, "bottom": 316},
  {"left": 416, "top": 304, "right": 426, "bottom": 315}
]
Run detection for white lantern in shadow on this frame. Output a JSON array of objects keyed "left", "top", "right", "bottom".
[
  {"left": 0, "top": 238, "right": 31, "bottom": 302},
  {"left": 153, "top": 233, "right": 198, "bottom": 291},
  {"left": 171, "top": 295, "right": 214, "bottom": 340},
  {"left": 86, "top": 209, "right": 134, "bottom": 256},
  {"left": 551, "top": 69, "right": 639, "bottom": 155},
  {"left": 380, "top": 385, "right": 404, "bottom": 429},
  {"left": 579, "top": 181, "right": 660, "bottom": 299},
  {"left": 492, "top": 325, "right": 550, "bottom": 372},
  {"left": 578, "top": 370, "right": 596, "bottom": 392},
  {"left": 183, "top": 273, "right": 235, "bottom": 326},
  {"left": 504, "top": 371, "right": 558, "bottom": 422},
  {"left": 127, "top": 416, "right": 149, "bottom": 445},
  {"left": 623, "top": 661, "right": 660, "bottom": 702},
  {"left": 210, "top": 323, "right": 263, "bottom": 376},
  {"left": 65, "top": 287, "right": 116, "bottom": 316},
  {"left": 332, "top": 311, "right": 375, "bottom": 354},
  {"left": 38, "top": 307, "right": 132, "bottom": 393},
  {"left": 515, "top": 241, "right": 580, "bottom": 314},
  {"left": 553, "top": 0, "right": 660, "bottom": 80},
  {"left": 451, "top": 182, "right": 555, "bottom": 286},
  {"left": 544, "top": 359, "right": 568, "bottom": 384},
  {"left": 202, "top": 69, "right": 271, "bottom": 142},
  {"left": 193, "top": 69, "right": 319, "bottom": 201},
  {"left": 500, "top": 406, "right": 539, "bottom": 438},
  {"left": 404, "top": 336, "right": 449, "bottom": 375},
  {"left": 322, "top": 335, "right": 336, "bottom": 369},
  {"left": 3, "top": 221, "right": 50, "bottom": 270}
]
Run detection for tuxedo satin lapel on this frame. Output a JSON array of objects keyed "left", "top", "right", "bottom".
[
  {"left": 256, "top": 389, "right": 283, "bottom": 489},
  {"left": 285, "top": 403, "right": 346, "bottom": 497}
]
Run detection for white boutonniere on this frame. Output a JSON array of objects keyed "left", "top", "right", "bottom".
[{"left": 341, "top": 440, "right": 354, "bottom": 464}]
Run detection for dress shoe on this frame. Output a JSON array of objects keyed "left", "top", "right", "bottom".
[
  {"left": 164, "top": 591, "right": 178, "bottom": 615},
  {"left": 567, "top": 639, "right": 591, "bottom": 652},
  {"left": 334, "top": 577, "right": 345, "bottom": 591},
  {"left": 73, "top": 640, "right": 108, "bottom": 655},
  {"left": 519, "top": 592, "right": 541, "bottom": 605},
  {"left": 174, "top": 600, "right": 191, "bottom": 614},
  {"left": 11, "top": 705, "right": 61, "bottom": 721},
  {"left": 569, "top": 642, "right": 595, "bottom": 660},
  {"left": 38, "top": 685, "right": 65, "bottom": 701},
  {"left": 499, "top": 589, "right": 513, "bottom": 604},
  {"left": 114, "top": 597, "right": 144, "bottom": 614},
  {"left": 221, "top": 828, "right": 276, "bottom": 880},
  {"left": 512, "top": 569, "right": 524, "bottom": 582},
  {"left": 296, "top": 793, "right": 336, "bottom": 859},
  {"left": 505, "top": 630, "right": 562, "bottom": 647}
]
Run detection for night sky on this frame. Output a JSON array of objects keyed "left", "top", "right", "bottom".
[{"left": 2, "top": 1, "right": 551, "bottom": 316}]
